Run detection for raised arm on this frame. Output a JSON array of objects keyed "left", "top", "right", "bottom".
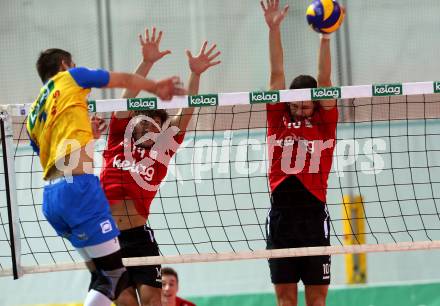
[
  {"left": 115, "top": 27, "right": 171, "bottom": 118},
  {"left": 170, "top": 41, "right": 221, "bottom": 132},
  {"left": 316, "top": 36, "right": 336, "bottom": 110},
  {"left": 260, "top": 0, "right": 289, "bottom": 90},
  {"left": 317, "top": 9, "right": 345, "bottom": 110}
]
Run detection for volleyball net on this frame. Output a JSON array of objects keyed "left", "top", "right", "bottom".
[{"left": 1, "top": 81, "right": 440, "bottom": 278}]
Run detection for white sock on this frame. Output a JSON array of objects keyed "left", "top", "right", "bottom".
[{"left": 83, "top": 289, "right": 112, "bottom": 306}]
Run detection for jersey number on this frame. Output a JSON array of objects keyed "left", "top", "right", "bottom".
[
  {"left": 28, "top": 80, "right": 55, "bottom": 130},
  {"left": 323, "top": 263, "right": 330, "bottom": 275}
]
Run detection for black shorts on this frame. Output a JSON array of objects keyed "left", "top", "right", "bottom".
[
  {"left": 266, "top": 175, "right": 331, "bottom": 285},
  {"left": 119, "top": 225, "right": 162, "bottom": 288}
]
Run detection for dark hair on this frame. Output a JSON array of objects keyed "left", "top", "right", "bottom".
[
  {"left": 36, "top": 48, "right": 72, "bottom": 83},
  {"left": 133, "top": 110, "right": 169, "bottom": 126},
  {"left": 161, "top": 267, "right": 179, "bottom": 283},
  {"left": 289, "top": 75, "right": 317, "bottom": 89}
]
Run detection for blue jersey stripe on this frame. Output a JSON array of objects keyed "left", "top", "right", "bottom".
[{"left": 69, "top": 67, "right": 110, "bottom": 89}]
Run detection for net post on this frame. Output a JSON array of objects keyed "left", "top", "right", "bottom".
[
  {"left": 343, "top": 194, "right": 367, "bottom": 284},
  {"left": 0, "top": 108, "right": 22, "bottom": 279}
]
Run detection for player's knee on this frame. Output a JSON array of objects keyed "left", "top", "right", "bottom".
[
  {"left": 306, "top": 295, "right": 327, "bottom": 306},
  {"left": 90, "top": 250, "right": 130, "bottom": 301},
  {"left": 305, "top": 285, "right": 328, "bottom": 306},
  {"left": 277, "top": 294, "right": 297, "bottom": 306},
  {"left": 275, "top": 285, "right": 297, "bottom": 306}
]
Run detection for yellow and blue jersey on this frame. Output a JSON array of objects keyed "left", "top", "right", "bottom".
[{"left": 26, "top": 67, "right": 109, "bottom": 179}]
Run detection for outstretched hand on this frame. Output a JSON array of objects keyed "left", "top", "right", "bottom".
[
  {"left": 186, "top": 41, "right": 221, "bottom": 76},
  {"left": 156, "top": 76, "right": 186, "bottom": 100},
  {"left": 260, "top": 0, "right": 289, "bottom": 29},
  {"left": 139, "top": 27, "right": 171, "bottom": 64}
]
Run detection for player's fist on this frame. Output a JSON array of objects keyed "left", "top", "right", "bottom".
[
  {"left": 91, "top": 115, "right": 107, "bottom": 139},
  {"left": 155, "top": 76, "right": 184, "bottom": 100}
]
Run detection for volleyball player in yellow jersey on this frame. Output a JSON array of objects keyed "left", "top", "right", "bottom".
[{"left": 26, "top": 48, "right": 184, "bottom": 306}]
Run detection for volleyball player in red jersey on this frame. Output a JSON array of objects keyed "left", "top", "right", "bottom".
[
  {"left": 261, "top": 1, "right": 344, "bottom": 305},
  {"left": 100, "top": 27, "right": 221, "bottom": 306}
]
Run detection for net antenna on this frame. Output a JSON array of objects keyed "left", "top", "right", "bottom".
[{"left": 2, "top": 81, "right": 440, "bottom": 277}]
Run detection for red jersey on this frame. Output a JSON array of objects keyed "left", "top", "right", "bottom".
[
  {"left": 176, "top": 296, "right": 196, "bottom": 306},
  {"left": 101, "top": 115, "right": 184, "bottom": 218},
  {"left": 266, "top": 103, "right": 338, "bottom": 203}
]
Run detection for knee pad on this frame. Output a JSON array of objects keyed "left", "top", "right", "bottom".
[{"left": 90, "top": 250, "right": 131, "bottom": 300}]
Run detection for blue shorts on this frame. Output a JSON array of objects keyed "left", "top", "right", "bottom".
[{"left": 42, "top": 174, "right": 120, "bottom": 248}]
